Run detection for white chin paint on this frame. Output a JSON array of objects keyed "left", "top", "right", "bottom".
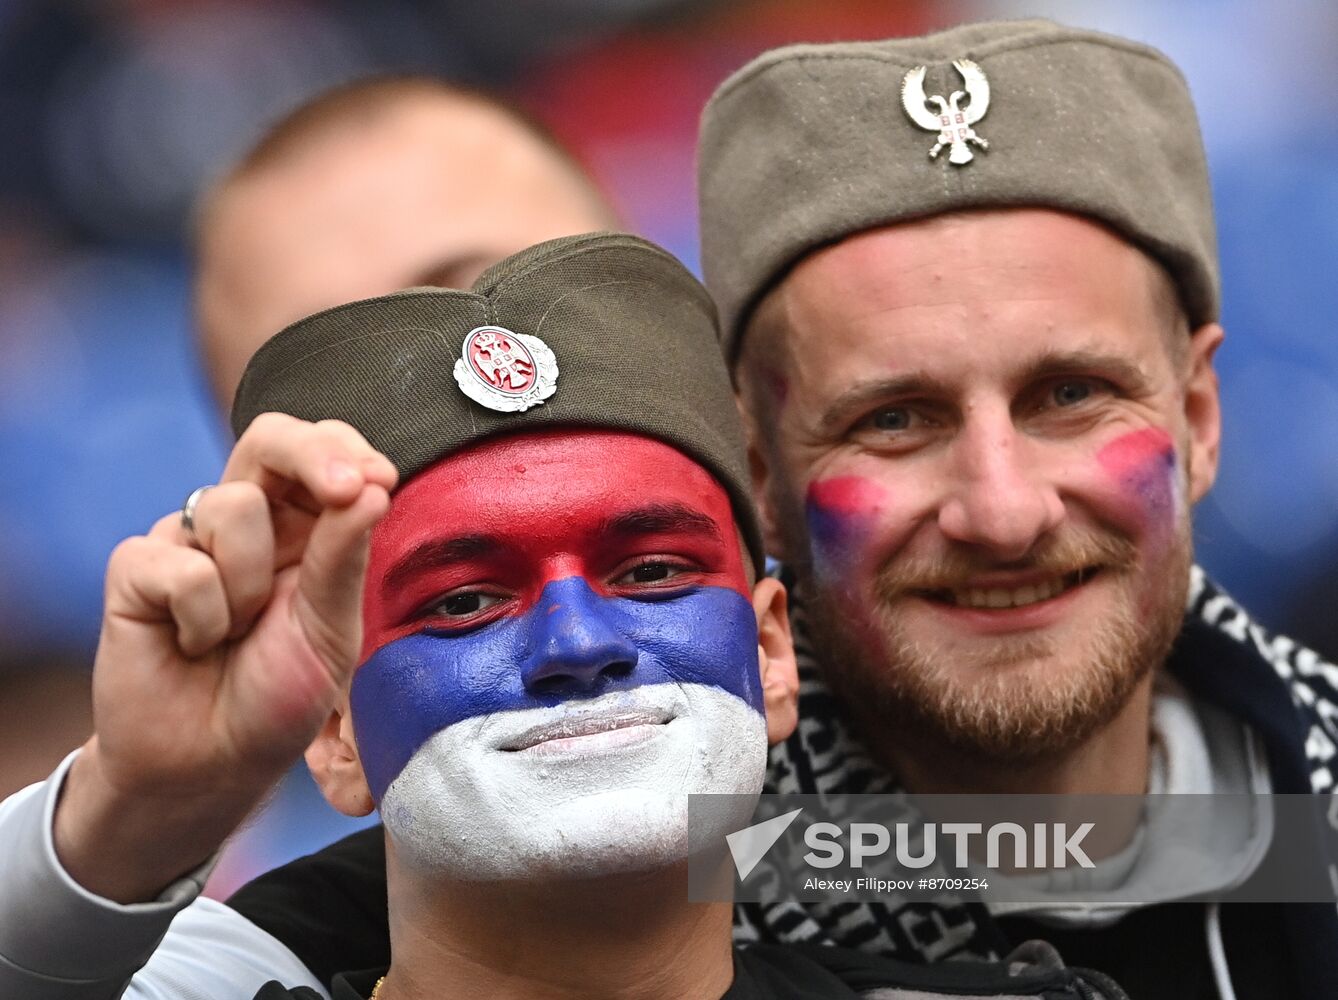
[{"left": 379, "top": 683, "right": 766, "bottom": 880}]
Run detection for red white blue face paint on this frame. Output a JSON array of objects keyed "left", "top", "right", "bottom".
[{"left": 352, "top": 430, "right": 766, "bottom": 878}]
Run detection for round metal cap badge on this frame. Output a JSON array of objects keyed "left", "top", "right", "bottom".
[{"left": 453, "top": 325, "right": 558, "bottom": 413}]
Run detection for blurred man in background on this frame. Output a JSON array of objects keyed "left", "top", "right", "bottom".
[{"left": 192, "top": 75, "right": 619, "bottom": 409}]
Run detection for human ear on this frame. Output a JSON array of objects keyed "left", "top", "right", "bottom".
[
  {"left": 305, "top": 697, "right": 375, "bottom": 817},
  {"left": 736, "top": 396, "right": 789, "bottom": 561},
  {"left": 752, "top": 576, "right": 798, "bottom": 745},
  {"left": 1182, "top": 322, "right": 1224, "bottom": 503}
]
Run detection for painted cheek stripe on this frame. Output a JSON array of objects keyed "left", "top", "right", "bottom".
[
  {"left": 1097, "top": 428, "right": 1178, "bottom": 525},
  {"left": 351, "top": 576, "right": 764, "bottom": 801},
  {"left": 805, "top": 476, "right": 888, "bottom": 581}
]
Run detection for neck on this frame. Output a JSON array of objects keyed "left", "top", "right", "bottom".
[
  {"left": 377, "top": 851, "right": 735, "bottom": 1000},
  {"left": 885, "top": 674, "right": 1155, "bottom": 797}
]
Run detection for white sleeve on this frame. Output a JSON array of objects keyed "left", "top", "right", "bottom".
[{"left": 0, "top": 751, "right": 330, "bottom": 1000}]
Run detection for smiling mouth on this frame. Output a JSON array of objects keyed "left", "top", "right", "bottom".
[
  {"left": 915, "top": 567, "right": 1101, "bottom": 610},
  {"left": 501, "top": 711, "right": 672, "bottom": 752}
]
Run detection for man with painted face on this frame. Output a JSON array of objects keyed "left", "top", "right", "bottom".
[
  {"left": 695, "top": 18, "right": 1338, "bottom": 1000},
  {"left": 225, "top": 236, "right": 794, "bottom": 998},
  {"left": 0, "top": 233, "right": 1126, "bottom": 1000},
  {"left": 0, "top": 232, "right": 779, "bottom": 999}
]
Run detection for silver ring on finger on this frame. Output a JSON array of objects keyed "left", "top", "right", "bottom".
[{"left": 180, "top": 485, "right": 215, "bottom": 548}]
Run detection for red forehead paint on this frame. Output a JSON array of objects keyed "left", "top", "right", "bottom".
[{"left": 361, "top": 429, "right": 750, "bottom": 659}]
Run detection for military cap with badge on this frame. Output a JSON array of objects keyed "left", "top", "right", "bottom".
[
  {"left": 698, "top": 18, "right": 1219, "bottom": 355},
  {"left": 233, "top": 231, "right": 764, "bottom": 571}
]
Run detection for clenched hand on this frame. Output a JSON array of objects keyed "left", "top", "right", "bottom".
[{"left": 55, "top": 413, "right": 397, "bottom": 902}]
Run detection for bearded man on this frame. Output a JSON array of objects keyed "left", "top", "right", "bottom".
[{"left": 698, "top": 18, "right": 1338, "bottom": 999}]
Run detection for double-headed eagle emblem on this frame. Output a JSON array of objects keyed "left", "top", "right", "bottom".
[{"left": 900, "top": 58, "right": 991, "bottom": 165}]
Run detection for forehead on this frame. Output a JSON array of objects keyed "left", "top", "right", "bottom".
[
  {"left": 221, "top": 98, "right": 600, "bottom": 254},
  {"left": 756, "top": 209, "right": 1173, "bottom": 386},
  {"left": 198, "top": 98, "right": 607, "bottom": 401},
  {"left": 373, "top": 429, "right": 739, "bottom": 552}
]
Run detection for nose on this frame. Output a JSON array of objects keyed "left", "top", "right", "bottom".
[
  {"left": 937, "top": 410, "right": 1064, "bottom": 561},
  {"left": 520, "top": 578, "right": 640, "bottom": 696}
]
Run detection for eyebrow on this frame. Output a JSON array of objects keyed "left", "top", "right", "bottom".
[
  {"left": 1023, "top": 349, "right": 1153, "bottom": 393},
  {"left": 816, "top": 349, "right": 1154, "bottom": 434},
  {"left": 381, "top": 534, "right": 502, "bottom": 596},
  {"left": 817, "top": 372, "right": 954, "bottom": 435},
  {"left": 379, "top": 503, "right": 722, "bottom": 596},
  {"left": 597, "top": 502, "right": 723, "bottom": 543}
]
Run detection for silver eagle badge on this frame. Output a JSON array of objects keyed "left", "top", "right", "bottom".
[
  {"left": 453, "top": 325, "right": 558, "bottom": 413},
  {"left": 901, "top": 58, "right": 991, "bottom": 165}
]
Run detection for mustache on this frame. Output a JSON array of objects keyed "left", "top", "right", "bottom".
[{"left": 874, "top": 530, "right": 1139, "bottom": 597}]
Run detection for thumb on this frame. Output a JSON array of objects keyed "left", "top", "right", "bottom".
[{"left": 293, "top": 484, "right": 391, "bottom": 686}]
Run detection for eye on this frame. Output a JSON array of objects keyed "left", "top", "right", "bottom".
[
  {"left": 635, "top": 563, "right": 673, "bottom": 583},
  {"left": 847, "top": 403, "right": 938, "bottom": 451},
  {"left": 1051, "top": 380, "right": 1095, "bottom": 407},
  {"left": 429, "top": 591, "right": 504, "bottom": 619},
  {"left": 612, "top": 559, "right": 697, "bottom": 591},
  {"left": 871, "top": 407, "right": 912, "bottom": 431},
  {"left": 623, "top": 561, "right": 679, "bottom": 584}
]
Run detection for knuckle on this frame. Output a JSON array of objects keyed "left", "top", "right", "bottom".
[
  {"left": 106, "top": 535, "right": 152, "bottom": 576},
  {"left": 248, "top": 411, "right": 297, "bottom": 438},
  {"left": 201, "top": 481, "right": 268, "bottom": 526},
  {"left": 314, "top": 419, "right": 370, "bottom": 452},
  {"left": 150, "top": 511, "right": 182, "bottom": 536},
  {"left": 233, "top": 483, "right": 273, "bottom": 528},
  {"left": 172, "top": 552, "right": 221, "bottom": 600}
]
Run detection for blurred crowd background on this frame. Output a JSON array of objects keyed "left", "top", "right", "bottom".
[{"left": 1, "top": 0, "right": 1335, "bottom": 895}]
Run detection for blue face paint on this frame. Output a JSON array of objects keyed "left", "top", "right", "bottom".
[{"left": 351, "top": 576, "right": 762, "bottom": 801}]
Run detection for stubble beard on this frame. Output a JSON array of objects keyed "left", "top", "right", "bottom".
[{"left": 794, "top": 525, "right": 1193, "bottom": 769}]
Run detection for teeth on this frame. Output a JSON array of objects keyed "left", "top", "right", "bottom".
[{"left": 949, "top": 573, "right": 1080, "bottom": 609}]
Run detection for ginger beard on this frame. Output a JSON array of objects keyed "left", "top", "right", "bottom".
[
  {"left": 351, "top": 431, "right": 767, "bottom": 880},
  {"left": 786, "top": 430, "right": 1192, "bottom": 765}
]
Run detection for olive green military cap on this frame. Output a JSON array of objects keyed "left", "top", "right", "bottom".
[
  {"left": 699, "top": 18, "right": 1219, "bottom": 358},
  {"left": 232, "top": 231, "right": 764, "bottom": 570}
]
